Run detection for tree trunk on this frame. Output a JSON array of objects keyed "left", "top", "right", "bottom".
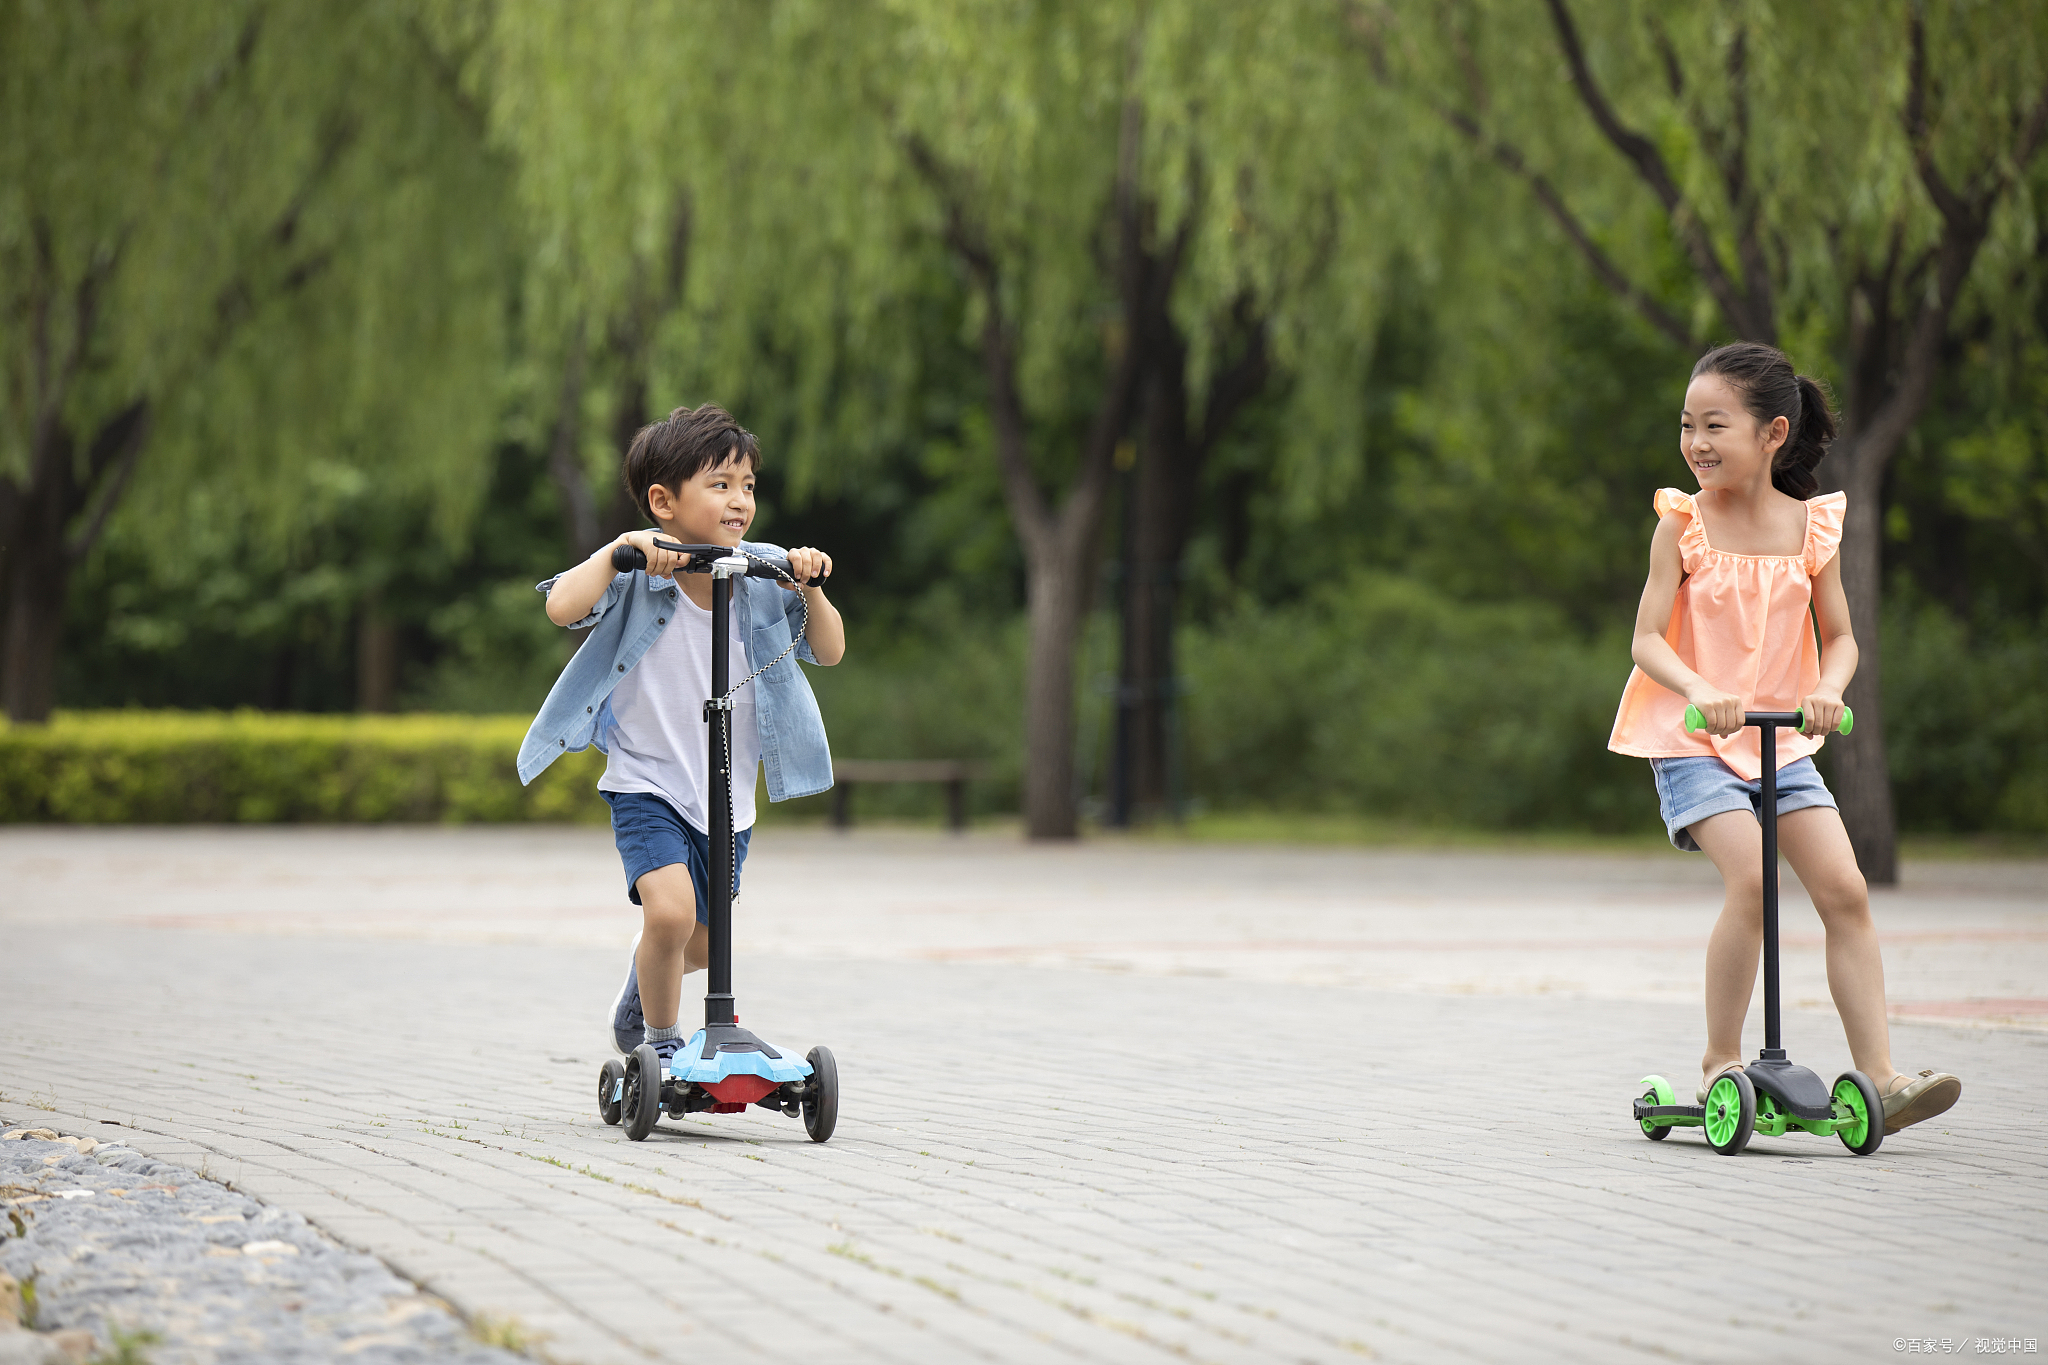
[
  {"left": 1024, "top": 553, "right": 1092, "bottom": 839},
  {"left": 1112, "top": 363, "right": 1192, "bottom": 824},
  {"left": 356, "top": 600, "right": 398, "bottom": 713},
  {"left": 1, "top": 503, "right": 72, "bottom": 722},
  {"left": 1829, "top": 440, "right": 1899, "bottom": 885}
]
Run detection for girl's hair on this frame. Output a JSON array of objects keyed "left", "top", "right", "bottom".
[{"left": 1689, "top": 342, "right": 1837, "bottom": 498}]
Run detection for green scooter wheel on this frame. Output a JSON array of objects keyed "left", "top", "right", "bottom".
[
  {"left": 1833, "top": 1071, "right": 1884, "bottom": 1156},
  {"left": 1639, "top": 1088, "right": 1670, "bottom": 1140},
  {"left": 1704, "top": 1071, "right": 1755, "bottom": 1155}
]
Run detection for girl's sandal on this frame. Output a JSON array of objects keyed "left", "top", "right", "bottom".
[
  {"left": 1694, "top": 1062, "right": 1745, "bottom": 1105},
  {"left": 1880, "top": 1069, "right": 1962, "bottom": 1135}
]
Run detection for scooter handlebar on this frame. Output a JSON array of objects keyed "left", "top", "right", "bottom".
[
  {"left": 610, "top": 538, "right": 822, "bottom": 585},
  {"left": 1684, "top": 704, "right": 1854, "bottom": 736}
]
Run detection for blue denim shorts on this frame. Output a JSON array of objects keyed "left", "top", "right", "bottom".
[
  {"left": 1650, "top": 756, "right": 1837, "bottom": 852},
  {"left": 602, "top": 791, "right": 752, "bottom": 916}
]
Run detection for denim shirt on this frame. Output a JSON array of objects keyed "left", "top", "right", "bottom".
[{"left": 516, "top": 539, "right": 834, "bottom": 802}]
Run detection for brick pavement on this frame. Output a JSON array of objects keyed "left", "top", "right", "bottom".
[{"left": 2, "top": 827, "right": 2044, "bottom": 1364}]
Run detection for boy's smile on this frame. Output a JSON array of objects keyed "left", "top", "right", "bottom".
[{"left": 647, "top": 451, "right": 756, "bottom": 546}]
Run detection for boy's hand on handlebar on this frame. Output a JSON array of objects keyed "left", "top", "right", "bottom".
[
  {"left": 1685, "top": 688, "right": 1744, "bottom": 737},
  {"left": 1799, "top": 689, "right": 1847, "bottom": 738},
  {"left": 780, "top": 546, "right": 832, "bottom": 591},
  {"left": 619, "top": 530, "right": 688, "bottom": 579}
]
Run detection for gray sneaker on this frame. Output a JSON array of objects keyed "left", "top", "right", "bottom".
[{"left": 609, "top": 931, "right": 644, "bottom": 1056}]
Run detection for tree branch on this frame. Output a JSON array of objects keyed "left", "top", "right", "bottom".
[
  {"left": 1439, "top": 108, "right": 1697, "bottom": 349},
  {"left": 66, "top": 400, "right": 153, "bottom": 562},
  {"left": 901, "top": 134, "right": 1056, "bottom": 557},
  {"left": 1543, "top": 0, "right": 1765, "bottom": 339}
]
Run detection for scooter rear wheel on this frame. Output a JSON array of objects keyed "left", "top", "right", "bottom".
[
  {"left": 1833, "top": 1071, "right": 1884, "bottom": 1156},
  {"left": 624, "top": 1043, "right": 663, "bottom": 1142},
  {"left": 598, "top": 1058, "right": 625, "bottom": 1126},
  {"left": 1704, "top": 1071, "right": 1755, "bottom": 1156},
  {"left": 803, "top": 1046, "right": 839, "bottom": 1144}
]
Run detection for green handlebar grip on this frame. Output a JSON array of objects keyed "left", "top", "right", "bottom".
[{"left": 1683, "top": 703, "right": 1854, "bottom": 735}]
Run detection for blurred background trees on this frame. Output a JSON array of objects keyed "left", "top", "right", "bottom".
[{"left": 10, "top": 0, "right": 2046, "bottom": 857}]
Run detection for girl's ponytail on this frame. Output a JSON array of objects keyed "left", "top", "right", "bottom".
[{"left": 1690, "top": 342, "right": 1837, "bottom": 499}]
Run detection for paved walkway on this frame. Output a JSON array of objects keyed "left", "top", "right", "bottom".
[{"left": 2, "top": 827, "right": 2044, "bottom": 1364}]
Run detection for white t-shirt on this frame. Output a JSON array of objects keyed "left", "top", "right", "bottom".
[{"left": 598, "top": 588, "right": 760, "bottom": 832}]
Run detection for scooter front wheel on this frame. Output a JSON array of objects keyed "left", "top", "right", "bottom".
[
  {"left": 598, "top": 1058, "right": 625, "bottom": 1126},
  {"left": 624, "top": 1043, "right": 663, "bottom": 1142},
  {"left": 1833, "top": 1071, "right": 1884, "bottom": 1156},
  {"left": 1704, "top": 1071, "right": 1755, "bottom": 1156},
  {"left": 803, "top": 1046, "right": 839, "bottom": 1144}
]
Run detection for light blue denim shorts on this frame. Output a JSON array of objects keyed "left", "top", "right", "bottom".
[{"left": 1649, "top": 755, "right": 1838, "bottom": 852}]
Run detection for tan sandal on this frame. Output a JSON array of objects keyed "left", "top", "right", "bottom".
[
  {"left": 1881, "top": 1069, "right": 1961, "bottom": 1135},
  {"left": 1695, "top": 1062, "right": 1745, "bottom": 1104}
]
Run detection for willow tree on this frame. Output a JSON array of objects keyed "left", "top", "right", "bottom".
[
  {"left": 463, "top": 1, "right": 1392, "bottom": 837},
  {"left": 0, "top": 0, "right": 508, "bottom": 720},
  {"left": 1390, "top": 0, "right": 2048, "bottom": 881}
]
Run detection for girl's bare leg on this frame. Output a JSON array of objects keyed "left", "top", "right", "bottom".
[
  {"left": 633, "top": 863, "right": 702, "bottom": 1032},
  {"left": 1688, "top": 810, "right": 1768, "bottom": 1086},
  {"left": 1778, "top": 806, "right": 1904, "bottom": 1091}
]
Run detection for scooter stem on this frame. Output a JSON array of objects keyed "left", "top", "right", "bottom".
[
  {"left": 1758, "top": 720, "right": 1784, "bottom": 1060},
  {"left": 704, "top": 557, "right": 742, "bottom": 1027}
]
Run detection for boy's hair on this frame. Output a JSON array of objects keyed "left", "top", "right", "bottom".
[
  {"left": 1690, "top": 342, "right": 1836, "bottom": 499},
  {"left": 622, "top": 404, "right": 761, "bottom": 520}
]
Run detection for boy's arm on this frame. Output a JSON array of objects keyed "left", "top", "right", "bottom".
[
  {"left": 544, "top": 531, "right": 689, "bottom": 627},
  {"left": 1628, "top": 515, "right": 1743, "bottom": 736},
  {"left": 778, "top": 546, "right": 845, "bottom": 665}
]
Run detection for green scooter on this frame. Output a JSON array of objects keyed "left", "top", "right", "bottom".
[{"left": 1631, "top": 706, "right": 1884, "bottom": 1157}]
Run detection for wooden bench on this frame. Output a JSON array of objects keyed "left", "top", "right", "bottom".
[{"left": 831, "top": 760, "right": 982, "bottom": 832}]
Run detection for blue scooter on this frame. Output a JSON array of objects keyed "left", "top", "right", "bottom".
[{"left": 595, "top": 538, "right": 840, "bottom": 1143}]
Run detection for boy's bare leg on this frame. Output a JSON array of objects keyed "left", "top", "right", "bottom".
[
  {"left": 1777, "top": 806, "right": 1904, "bottom": 1091},
  {"left": 634, "top": 863, "right": 701, "bottom": 1032},
  {"left": 1689, "top": 811, "right": 1767, "bottom": 1088}
]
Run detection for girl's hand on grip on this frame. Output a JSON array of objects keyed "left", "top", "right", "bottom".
[
  {"left": 1686, "top": 687, "right": 1744, "bottom": 737},
  {"left": 1800, "top": 690, "right": 1846, "bottom": 737}
]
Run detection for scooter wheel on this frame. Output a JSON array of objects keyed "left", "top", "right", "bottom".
[
  {"left": 598, "top": 1058, "right": 626, "bottom": 1126},
  {"left": 1833, "top": 1070, "right": 1884, "bottom": 1156},
  {"left": 624, "top": 1043, "right": 663, "bottom": 1142},
  {"left": 802, "top": 1046, "right": 839, "bottom": 1144},
  {"left": 1639, "top": 1089, "right": 1670, "bottom": 1140},
  {"left": 1703, "top": 1070, "right": 1755, "bottom": 1156}
]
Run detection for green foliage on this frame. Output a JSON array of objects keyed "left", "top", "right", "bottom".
[
  {"left": 1, "top": 0, "right": 512, "bottom": 539},
  {"left": 1881, "top": 592, "right": 2048, "bottom": 834},
  {"left": 0, "top": 712, "right": 606, "bottom": 824},
  {"left": 1180, "top": 572, "right": 1651, "bottom": 831}
]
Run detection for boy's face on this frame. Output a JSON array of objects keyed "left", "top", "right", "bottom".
[{"left": 647, "top": 450, "right": 756, "bottom": 545}]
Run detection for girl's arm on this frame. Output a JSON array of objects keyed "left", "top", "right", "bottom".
[
  {"left": 1629, "top": 515, "right": 1746, "bottom": 736},
  {"left": 1800, "top": 554, "right": 1858, "bottom": 737}
]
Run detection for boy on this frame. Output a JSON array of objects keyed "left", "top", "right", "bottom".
[{"left": 517, "top": 405, "right": 843, "bottom": 1073}]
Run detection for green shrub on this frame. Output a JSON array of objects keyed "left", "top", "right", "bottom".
[
  {"left": 1180, "top": 573, "right": 1655, "bottom": 831},
  {"left": 0, "top": 711, "right": 607, "bottom": 824}
]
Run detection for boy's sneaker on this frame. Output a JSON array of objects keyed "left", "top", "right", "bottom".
[
  {"left": 650, "top": 1032, "right": 688, "bottom": 1077},
  {"left": 609, "top": 932, "right": 644, "bottom": 1056}
]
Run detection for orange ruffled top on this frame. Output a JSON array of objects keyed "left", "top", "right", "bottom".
[{"left": 1608, "top": 487, "right": 1847, "bottom": 780}]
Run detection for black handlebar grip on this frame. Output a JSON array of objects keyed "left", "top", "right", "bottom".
[
  {"left": 745, "top": 556, "right": 823, "bottom": 587},
  {"left": 611, "top": 543, "right": 648, "bottom": 573}
]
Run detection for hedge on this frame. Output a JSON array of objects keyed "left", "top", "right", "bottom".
[{"left": 0, "top": 711, "right": 608, "bottom": 824}]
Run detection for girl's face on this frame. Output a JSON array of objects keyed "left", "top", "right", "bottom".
[
  {"left": 647, "top": 452, "right": 757, "bottom": 545},
  {"left": 1680, "top": 374, "right": 1787, "bottom": 492}
]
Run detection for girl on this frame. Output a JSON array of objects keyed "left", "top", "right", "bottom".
[{"left": 1609, "top": 341, "right": 1960, "bottom": 1135}]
